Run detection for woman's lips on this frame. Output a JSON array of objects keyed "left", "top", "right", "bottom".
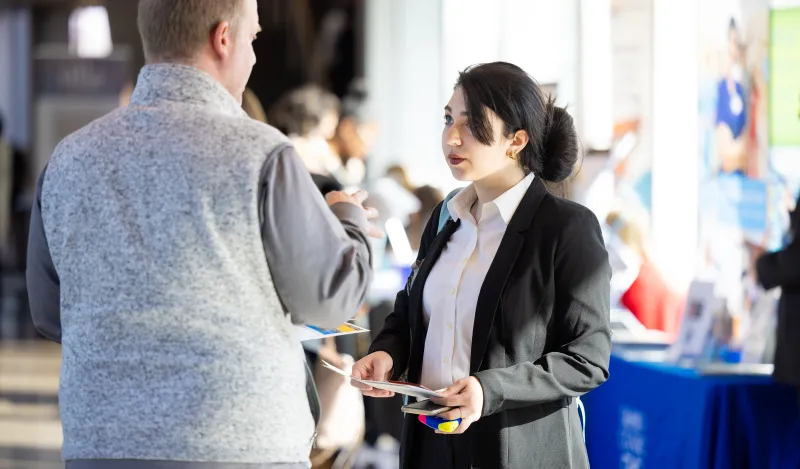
[{"left": 448, "top": 154, "right": 465, "bottom": 166}]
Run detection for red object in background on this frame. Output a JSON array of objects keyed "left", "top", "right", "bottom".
[{"left": 620, "top": 257, "right": 684, "bottom": 336}]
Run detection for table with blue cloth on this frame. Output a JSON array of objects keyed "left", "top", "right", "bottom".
[{"left": 582, "top": 352, "right": 800, "bottom": 469}]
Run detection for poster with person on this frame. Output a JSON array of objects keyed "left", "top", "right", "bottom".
[{"left": 697, "top": 0, "right": 774, "bottom": 321}]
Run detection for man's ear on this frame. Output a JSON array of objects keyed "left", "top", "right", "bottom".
[{"left": 210, "top": 21, "right": 231, "bottom": 59}]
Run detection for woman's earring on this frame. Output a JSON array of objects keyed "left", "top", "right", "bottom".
[{"left": 507, "top": 150, "right": 517, "bottom": 160}]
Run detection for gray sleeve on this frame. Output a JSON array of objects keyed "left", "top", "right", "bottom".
[
  {"left": 26, "top": 166, "right": 62, "bottom": 343},
  {"left": 259, "top": 145, "right": 373, "bottom": 328}
]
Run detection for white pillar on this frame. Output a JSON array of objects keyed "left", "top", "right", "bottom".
[
  {"left": 651, "top": 0, "right": 699, "bottom": 289},
  {"left": 364, "top": 0, "right": 448, "bottom": 188},
  {"left": 579, "top": 0, "right": 613, "bottom": 150}
]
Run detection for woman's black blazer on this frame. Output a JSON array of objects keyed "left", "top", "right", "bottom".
[{"left": 369, "top": 176, "right": 613, "bottom": 469}]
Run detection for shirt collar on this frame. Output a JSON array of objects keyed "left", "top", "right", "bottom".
[
  {"left": 447, "top": 173, "right": 535, "bottom": 225},
  {"left": 129, "top": 63, "right": 246, "bottom": 118}
]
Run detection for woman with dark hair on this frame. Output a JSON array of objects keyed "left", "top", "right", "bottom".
[
  {"left": 267, "top": 85, "right": 345, "bottom": 195},
  {"left": 351, "top": 62, "right": 612, "bottom": 469}
]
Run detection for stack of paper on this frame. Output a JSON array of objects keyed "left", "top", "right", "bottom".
[{"left": 321, "top": 359, "right": 444, "bottom": 400}]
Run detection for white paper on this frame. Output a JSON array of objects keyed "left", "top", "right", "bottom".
[{"left": 321, "top": 359, "right": 443, "bottom": 400}]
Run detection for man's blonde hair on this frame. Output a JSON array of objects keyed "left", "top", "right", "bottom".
[{"left": 137, "top": 0, "right": 244, "bottom": 62}]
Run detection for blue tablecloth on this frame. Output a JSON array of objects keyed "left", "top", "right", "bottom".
[{"left": 582, "top": 354, "right": 800, "bottom": 469}]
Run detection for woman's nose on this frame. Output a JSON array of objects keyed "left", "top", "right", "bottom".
[{"left": 445, "top": 126, "right": 461, "bottom": 147}]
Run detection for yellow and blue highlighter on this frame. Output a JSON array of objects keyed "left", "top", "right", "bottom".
[{"left": 417, "top": 415, "right": 462, "bottom": 433}]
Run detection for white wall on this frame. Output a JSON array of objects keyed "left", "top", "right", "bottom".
[{"left": 442, "top": 0, "right": 581, "bottom": 110}]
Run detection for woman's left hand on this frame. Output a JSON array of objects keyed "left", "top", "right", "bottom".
[{"left": 430, "top": 376, "right": 484, "bottom": 434}]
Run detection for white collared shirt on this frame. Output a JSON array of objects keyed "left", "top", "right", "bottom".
[{"left": 420, "top": 173, "right": 535, "bottom": 391}]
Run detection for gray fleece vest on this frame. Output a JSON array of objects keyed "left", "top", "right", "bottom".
[{"left": 40, "top": 64, "right": 316, "bottom": 463}]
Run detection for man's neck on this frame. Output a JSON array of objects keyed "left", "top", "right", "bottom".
[{"left": 149, "top": 56, "right": 236, "bottom": 104}]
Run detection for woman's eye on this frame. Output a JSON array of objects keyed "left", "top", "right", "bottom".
[{"left": 444, "top": 115, "right": 454, "bottom": 125}]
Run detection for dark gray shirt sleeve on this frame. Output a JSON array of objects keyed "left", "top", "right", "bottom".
[
  {"left": 26, "top": 166, "right": 62, "bottom": 343},
  {"left": 259, "top": 145, "right": 373, "bottom": 328}
]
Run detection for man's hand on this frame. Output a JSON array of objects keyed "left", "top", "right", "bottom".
[
  {"left": 326, "top": 190, "right": 384, "bottom": 238},
  {"left": 350, "top": 351, "right": 395, "bottom": 398},
  {"left": 430, "top": 377, "right": 485, "bottom": 434}
]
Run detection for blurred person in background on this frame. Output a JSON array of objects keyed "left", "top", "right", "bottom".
[
  {"left": 242, "top": 87, "right": 268, "bottom": 123},
  {"left": 26, "top": 0, "right": 378, "bottom": 467},
  {"left": 756, "top": 192, "right": 800, "bottom": 405},
  {"left": 327, "top": 78, "right": 377, "bottom": 188},
  {"left": 352, "top": 62, "right": 612, "bottom": 469},
  {"left": 268, "top": 84, "right": 346, "bottom": 195},
  {"left": 408, "top": 185, "right": 444, "bottom": 251},
  {"left": 604, "top": 211, "right": 684, "bottom": 336},
  {"left": 715, "top": 18, "right": 748, "bottom": 175},
  {"left": 385, "top": 165, "right": 415, "bottom": 194},
  {"left": 119, "top": 82, "right": 134, "bottom": 107},
  {"left": 370, "top": 165, "right": 421, "bottom": 240}
]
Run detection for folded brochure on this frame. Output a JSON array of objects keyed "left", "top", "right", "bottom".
[
  {"left": 296, "top": 321, "right": 369, "bottom": 342},
  {"left": 321, "top": 359, "right": 444, "bottom": 400}
]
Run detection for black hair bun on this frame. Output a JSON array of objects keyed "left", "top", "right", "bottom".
[{"left": 540, "top": 98, "right": 579, "bottom": 183}]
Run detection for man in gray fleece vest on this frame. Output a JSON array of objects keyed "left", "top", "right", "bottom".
[{"left": 25, "top": 0, "right": 375, "bottom": 468}]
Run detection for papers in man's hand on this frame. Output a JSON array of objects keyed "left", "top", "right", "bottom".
[
  {"left": 321, "top": 359, "right": 444, "bottom": 400},
  {"left": 296, "top": 322, "right": 369, "bottom": 342}
]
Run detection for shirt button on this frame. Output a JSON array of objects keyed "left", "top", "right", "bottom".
[
  {"left": 449, "top": 288, "right": 456, "bottom": 296},
  {"left": 447, "top": 322, "right": 453, "bottom": 331},
  {"left": 443, "top": 357, "right": 450, "bottom": 365}
]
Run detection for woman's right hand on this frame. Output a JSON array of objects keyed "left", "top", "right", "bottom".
[{"left": 350, "top": 351, "right": 395, "bottom": 398}]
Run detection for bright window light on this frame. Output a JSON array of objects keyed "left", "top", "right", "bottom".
[{"left": 69, "top": 6, "right": 113, "bottom": 58}]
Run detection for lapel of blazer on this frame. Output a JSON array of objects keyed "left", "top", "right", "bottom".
[
  {"left": 408, "top": 217, "right": 461, "bottom": 345},
  {"left": 469, "top": 177, "right": 549, "bottom": 373}
]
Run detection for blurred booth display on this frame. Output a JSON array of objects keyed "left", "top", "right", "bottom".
[
  {"left": 583, "top": 352, "right": 800, "bottom": 469},
  {"left": 609, "top": 308, "right": 672, "bottom": 347},
  {"left": 739, "top": 287, "right": 779, "bottom": 364},
  {"left": 605, "top": 211, "right": 684, "bottom": 336},
  {"left": 609, "top": 0, "right": 654, "bottom": 224},
  {"left": 667, "top": 280, "right": 726, "bottom": 364},
  {"left": 32, "top": 45, "right": 129, "bottom": 177},
  {"left": 696, "top": 0, "right": 785, "bottom": 342},
  {"left": 665, "top": 276, "right": 778, "bottom": 368}
]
